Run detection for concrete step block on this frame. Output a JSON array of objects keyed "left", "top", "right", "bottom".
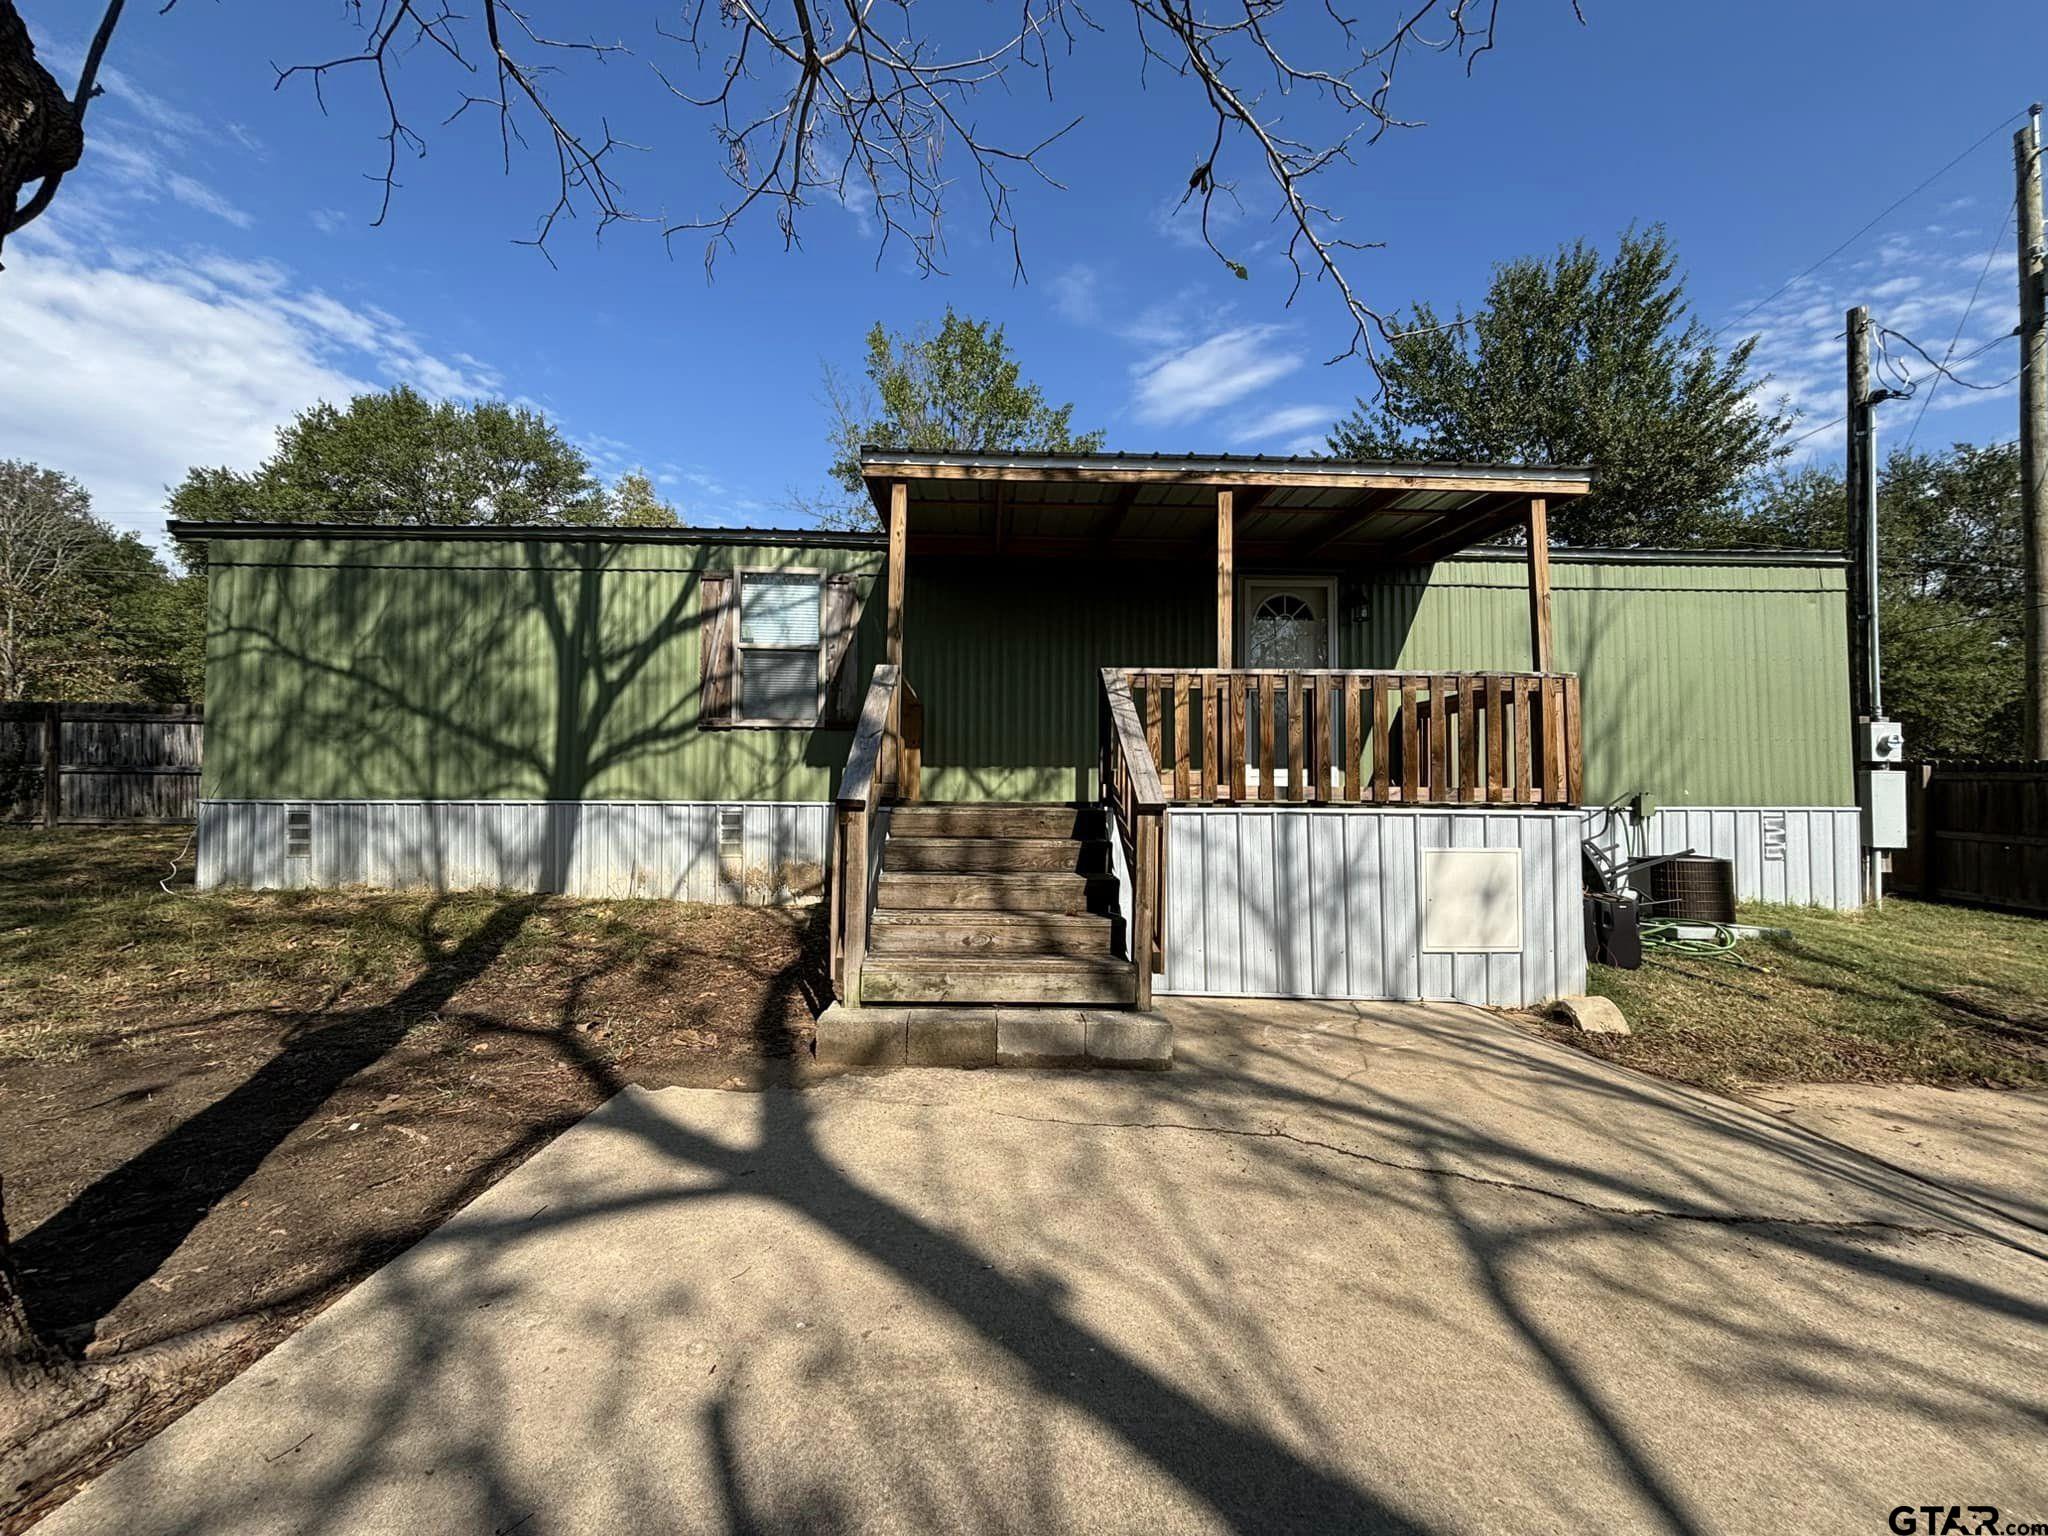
[
  {"left": 906, "top": 1009, "right": 998, "bottom": 1067},
  {"left": 1086, "top": 1012, "right": 1174, "bottom": 1070},
  {"left": 815, "top": 1004, "right": 907, "bottom": 1066},
  {"left": 994, "top": 1008, "right": 1090, "bottom": 1067}
]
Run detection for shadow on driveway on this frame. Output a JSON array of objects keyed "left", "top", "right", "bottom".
[{"left": 31, "top": 997, "right": 2048, "bottom": 1534}]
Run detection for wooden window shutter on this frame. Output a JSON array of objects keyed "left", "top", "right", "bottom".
[
  {"left": 819, "top": 574, "right": 862, "bottom": 728},
  {"left": 699, "top": 571, "right": 737, "bottom": 725}
]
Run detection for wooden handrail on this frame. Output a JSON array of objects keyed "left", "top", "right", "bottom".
[
  {"left": 829, "top": 663, "right": 922, "bottom": 1004},
  {"left": 836, "top": 664, "right": 900, "bottom": 811},
  {"left": 1109, "top": 667, "right": 1584, "bottom": 809},
  {"left": 1100, "top": 667, "right": 1167, "bottom": 815},
  {"left": 1099, "top": 667, "right": 1168, "bottom": 1009}
]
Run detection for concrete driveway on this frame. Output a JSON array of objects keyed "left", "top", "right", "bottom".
[{"left": 39, "top": 1000, "right": 2048, "bottom": 1535}]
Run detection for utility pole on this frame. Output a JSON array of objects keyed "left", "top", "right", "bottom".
[
  {"left": 1846, "top": 305, "right": 1905, "bottom": 906},
  {"left": 2018, "top": 105, "right": 2048, "bottom": 759},
  {"left": 1846, "top": 306, "right": 1875, "bottom": 725}
]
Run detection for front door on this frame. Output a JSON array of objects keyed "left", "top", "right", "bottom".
[
  {"left": 1242, "top": 578, "right": 1335, "bottom": 669},
  {"left": 1240, "top": 578, "right": 1336, "bottom": 790}
]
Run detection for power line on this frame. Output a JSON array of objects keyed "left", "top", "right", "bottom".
[
  {"left": 1876, "top": 324, "right": 2018, "bottom": 395},
  {"left": 1905, "top": 192, "right": 2019, "bottom": 448},
  {"left": 1785, "top": 412, "right": 1847, "bottom": 449},
  {"left": 1713, "top": 109, "right": 2025, "bottom": 341}
]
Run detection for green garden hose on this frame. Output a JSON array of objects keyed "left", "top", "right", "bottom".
[{"left": 1638, "top": 919, "right": 1739, "bottom": 958}]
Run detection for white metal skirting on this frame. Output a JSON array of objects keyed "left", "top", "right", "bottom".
[
  {"left": 1581, "top": 805, "right": 1862, "bottom": 912},
  {"left": 1160, "top": 809, "right": 1587, "bottom": 1008},
  {"left": 197, "top": 799, "right": 831, "bottom": 904}
]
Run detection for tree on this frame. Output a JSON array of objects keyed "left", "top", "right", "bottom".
[
  {"left": 0, "top": 461, "right": 204, "bottom": 703},
  {"left": 168, "top": 387, "right": 607, "bottom": 534},
  {"left": 3, "top": 1, "right": 1575, "bottom": 362},
  {"left": 1730, "top": 443, "right": 2024, "bottom": 758},
  {"left": 1329, "top": 227, "right": 1792, "bottom": 546},
  {"left": 813, "top": 311, "right": 1104, "bottom": 528},
  {"left": 607, "top": 470, "right": 681, "bottom": 529},
  {"left": 0, "top": 461, "right": 98, "bottom": 700}
]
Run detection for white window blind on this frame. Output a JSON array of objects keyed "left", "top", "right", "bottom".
[
  {"left": 739, "top": 572, "right": 822, "bottom": 723},
  {"left": 741, "top": 573, "right": 821, "bottom": 647}
]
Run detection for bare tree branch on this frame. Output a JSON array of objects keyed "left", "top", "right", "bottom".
[
  {"left": 0, "top": 0, "right": 125, "bottom": 261},
  {"left": 8, "top": 0, "right": 1584, "bottom": 374}
]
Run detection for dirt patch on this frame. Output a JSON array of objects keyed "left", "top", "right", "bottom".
[{"left": 0, "top": 827, "right": 833, "bottom": 1530}]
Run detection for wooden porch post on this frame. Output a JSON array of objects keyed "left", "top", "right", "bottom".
[
  {"left": 886, "top": 480, "right": 908, "bottom": 666},
  {"left": 1525, "top": 495, "right": 1554, "bottom": 673},
  {"left": 885, "top": 481, "right": 909, "bottom": 797},
  {"left": 1216, "top": 488, "right": 1236, "bottom": 666}
]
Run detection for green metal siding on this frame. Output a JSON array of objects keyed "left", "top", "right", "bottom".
[
  {"left": 906, "top": 555, "right": 1851, "bottom": 807},
  {"left": 202, "top": 535, "right": 882, "bottom": 802},
  {"left": 202, "top": 533, "right": 1850, "bottom": 810},
  {"left": 1342, "top": 559, "right": 1853, "bottom": 807},
  {"left": 906, "top": 559, "right": 1212, "bottom": 802}
]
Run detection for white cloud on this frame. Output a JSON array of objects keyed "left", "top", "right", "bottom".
[
  {"left": 0, "top": 228, "right": 506, "bottom": 543},
  {"left": 1130, "top": 324, "right": 1304, "bottom": 426},
  {"left": 74, "top": 130, "right": 253, "bottom": 229},
  {"left": 1229, "top": 403, "right": 1339, "bottom": 447},
  {"left": 310, "top": 208, "right": 349, "bottom": 234},
  {"left": 1049, "top": 262, "right": 1100, "bottom": 325},
  {"left": 32, "top": 38, "right": 205, "bottom": 144},
  {"left": 1154, "top": 190, "right": 1241, "bottom": 253},
  {"left": 164, "top": 171, "right": 254, "bottom": 228},
  {"left": 1725, "top": 221, "right": 2021, "bottom": 457}
]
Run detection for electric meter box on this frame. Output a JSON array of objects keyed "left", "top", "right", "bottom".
[
  {"left": 1859, "top": 768, "right": 1908, "bottom": 850},
  {"left": 1861, "top": 720, "right": 1905, "bottom": 764}
]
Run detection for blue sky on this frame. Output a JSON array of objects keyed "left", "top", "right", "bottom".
[{"left": 4, "top": 1, "right": 2042, "bottom": 548}]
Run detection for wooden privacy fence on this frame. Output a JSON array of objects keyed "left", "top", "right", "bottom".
[
  {"left": 0, "top": 702, "right": 203, "bottom": 825},
  {"left": 1113, "top": 668, "right": 1584, "bottom": 808},
  {"left": 1892, "top": 761, "right": 2048, "bottom": 915}
]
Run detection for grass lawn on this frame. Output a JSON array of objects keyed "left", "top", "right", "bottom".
[
  {"left": 0, "top": 825, "right": 829, "bottom": 1531},
  {"left": 1553, "top": 897, "right": 2048, "bottom": 1093}
]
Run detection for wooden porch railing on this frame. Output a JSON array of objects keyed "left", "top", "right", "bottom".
[
  {"left": 828, "top": 664, "right": 923, "bottom": 1003},
  {"left": 1099, "top": 668, "right": 1167, "bottom": 1009},
  {"left": 1115, "top": 668, "right": 1583, "bottom": 808}
]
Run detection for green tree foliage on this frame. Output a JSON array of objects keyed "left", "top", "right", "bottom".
[
  {"left": 815, "top": 310, "right": 1104, "bottom": 527},
  {"left": 0, "top": 460, "right": 202, "bottom": 702},
  {"left": 1730, "top": 443, "right": 2023, "bottom": 758},
  {"left": 168, "top": 386, "right": 608, "bottom": 536},
  {"left": 607, "top": 469, "right": 682, "bottom": 528},
  {"left": 1329, "top": 227, "right": 1791, "bottom": 546}
]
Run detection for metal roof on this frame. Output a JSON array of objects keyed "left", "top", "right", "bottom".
[
  {"left": 858, "top": 448, "right": 1596, "bottom": 563},
  {"left": 167, "top": 519, "right": 1844, "bottom": 568},
  {"left": 166, "top": 519, "right": 887, "bottom": 549},
  {"left": 858, "top": 447, "right": 1593, "bottom": 483}
]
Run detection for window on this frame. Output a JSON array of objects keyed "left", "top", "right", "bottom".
[
  {"left": 738, "top": 571, "right": 822, "bottom": 723},
  {"left": 1248, "top": 590, "right": 1328, "bottom": 668}
]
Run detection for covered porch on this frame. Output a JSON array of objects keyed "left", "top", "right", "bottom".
[
  {"left": 829, "top": 450, "right": 1596, "bottom": 1013},
  {"left": 862, "top": 449, "right": 1593, "bottom": 805}
]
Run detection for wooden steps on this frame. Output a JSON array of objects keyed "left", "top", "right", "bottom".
[
  {"left": 860, "top": 803, "right": 1137, "bottom": 1008},
  {"left": 890, "top": 804, "right": 1101, "bottom": 840},
  {"left": 876, "top": 871, "right": 1117, "bottom": 915},
  {"left": 884, "top": 836, "right": 1109, "bottom": 874},
  {"left": 860, "top": 954, "right": 1138, "bottom": 1006},
  {"left": 870, "top": 909, "right": 1118, "bottom": 957}
]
